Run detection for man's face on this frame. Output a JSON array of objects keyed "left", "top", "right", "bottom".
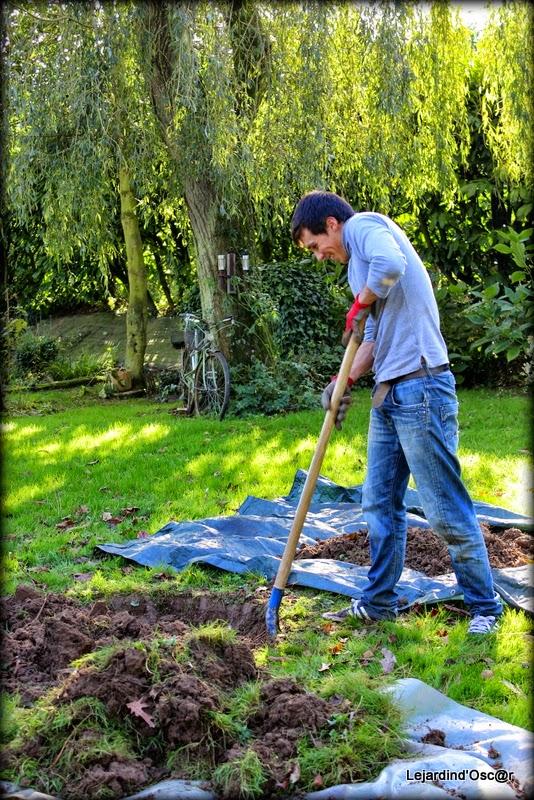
[{"left": 298, "top": 217, "right": 348, "bottom": 263}]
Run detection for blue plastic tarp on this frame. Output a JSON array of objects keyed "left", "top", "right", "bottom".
[{"left": 97, "top": 470, "right": 533, "bottom": 613}]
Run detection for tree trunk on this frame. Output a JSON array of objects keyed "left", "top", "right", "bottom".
[
  {"left": 119, "top": 166, "right": 147, "bottom": 384},
  {"left": 184, "top": 177, "right": 233, "bottom": 357}
]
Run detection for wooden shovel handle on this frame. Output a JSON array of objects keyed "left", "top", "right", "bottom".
[{"left": 272, "top": 320, "right": 366, "bottom": 592}]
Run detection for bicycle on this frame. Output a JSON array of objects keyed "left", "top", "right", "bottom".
[{"left": 171, "top": 313, "right": 233, "bottom": 420}]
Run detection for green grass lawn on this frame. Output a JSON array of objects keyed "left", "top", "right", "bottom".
[{"left": 2, "top": 385, "right": 533, "bottom": 745}]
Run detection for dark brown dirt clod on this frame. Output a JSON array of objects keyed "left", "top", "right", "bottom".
[{"left": 421, "top": 728, "right": 447, "bottom": 746}]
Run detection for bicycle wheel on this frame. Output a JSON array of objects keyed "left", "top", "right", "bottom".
[
  {"left": 181, "top": 349, "right": 196, "bottom": 415},
  {"left": 194, "top": 350, "right": 231, "bottom": 420}
]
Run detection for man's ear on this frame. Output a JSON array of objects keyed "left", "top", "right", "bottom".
[{"left": 325, "top": 216, "right": 341, "bottom": 231}]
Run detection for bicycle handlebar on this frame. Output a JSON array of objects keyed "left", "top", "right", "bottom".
[{"left": 179, "top": 313, "right": 234, "bottom": 331}]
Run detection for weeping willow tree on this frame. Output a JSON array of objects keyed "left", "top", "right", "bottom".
[
  {"left": 476, "top": 1, "right": 533, "bottom": 190},
  {"left": 246, "top": 2, "right": 473, "bottom": 219},
  {"left": 5, "top": 1, "right": 165, "bottom": 382},
  {"left": 5, "top": 0, "right": 531, "bottom": 372},
  {"left": 135, "top": 0, "right": 276, "bottom": 360}
]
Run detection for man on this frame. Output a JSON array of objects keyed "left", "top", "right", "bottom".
[{"left": 291, "top": 190, "right": 502, "bottom": 635}]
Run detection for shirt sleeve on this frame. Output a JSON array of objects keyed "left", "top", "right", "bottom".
[
  {"left": 352, "top": 217, "right": 406, "bottom": 299},
  {"left": 363, "top": 314, "right": 376, "bottom": 343}
]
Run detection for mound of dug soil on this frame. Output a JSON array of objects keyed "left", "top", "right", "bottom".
[
  {"left": 2, "top": 585, "right": 268, "bottom": 704},
  {"left": 296, "top": 524, "right": 533, "bottom": 577},
  {"left": 0, "top": 586, "right": 355, "bottom": 799}
]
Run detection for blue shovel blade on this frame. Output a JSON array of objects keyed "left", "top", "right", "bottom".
[{"left": 265, "top": 587, "right": 284, "bottom": 638}]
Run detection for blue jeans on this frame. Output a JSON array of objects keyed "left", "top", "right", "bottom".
[{"left": 361, "top": 370, "right": 503, "bottom": 620}]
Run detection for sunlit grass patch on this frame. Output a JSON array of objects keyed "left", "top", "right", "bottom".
[{"left": 2, "top": 387, "right": 531, "bottom": 741}]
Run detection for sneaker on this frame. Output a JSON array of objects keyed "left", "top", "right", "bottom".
[
  {"left": 468, "top": 615, "right": 499, "bottom": 635},
  {"left": 322, "top": 606, "right": 354, "bottom": 622},
  {"left": 322, "top": 600, "right": 388, "bottom": 623}
]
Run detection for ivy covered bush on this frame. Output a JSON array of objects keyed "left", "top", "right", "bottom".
[{"left": 230, "top": 258, "right": 354, "bottom": 416}]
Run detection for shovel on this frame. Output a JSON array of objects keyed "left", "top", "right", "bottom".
[{"left": 265, "top": 312, "right": 368, "bottom": 639}]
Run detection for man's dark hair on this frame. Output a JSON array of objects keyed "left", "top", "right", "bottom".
[{"left": 291, "top": 190, "right": 355, "bottom": 244}]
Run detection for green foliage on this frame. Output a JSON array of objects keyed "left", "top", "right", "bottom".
[
  {"left": 477, "top": 2, "right": 534, "bottom": 187},
  {"left": 465, "top": 278, "right": 533, "bottom": 368},
  {"left": 434, "top": 280, "right": 496, "bottom": 386},
  {"left": 256, "top": 258, "right": 347, "bottom": 352},
  {"left": 13, "top": 331, "right": 59, "bottom": 376},
  {"left": 4, "top": 1, "right": 533, "bottom": 389},
  {"left": 231, "top": 356, "right": 318, "bottom": 417},
  {"left": 46, "top": 350, "right": 115, "bottom": 383},
  {"left": 230, "top": 257, "right": 349, "bottom": 414},
  {"left": 4, "top": 323, "right": 115, "bottom": 386},
  {"left": 492, "top": 226, "right": 534, "bottom": 273}
]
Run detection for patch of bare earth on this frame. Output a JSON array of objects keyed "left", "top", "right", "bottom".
[{"left": 0, "top": 586, "right": 345, "bottom": 799}]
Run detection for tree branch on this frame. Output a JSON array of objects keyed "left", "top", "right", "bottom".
[{"left": 11, "top": 4, "right": 95, "bottom": 30}]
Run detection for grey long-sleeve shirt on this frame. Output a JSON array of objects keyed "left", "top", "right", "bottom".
[{"left": 343, "top": 212, "right": 449, "bottom": 383}]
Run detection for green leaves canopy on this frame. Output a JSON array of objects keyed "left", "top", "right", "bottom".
[{"left": 4, "top": 1, "right": 532, "bottom": 309}]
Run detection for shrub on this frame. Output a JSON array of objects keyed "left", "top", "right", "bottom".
[
  {"left": 255, "top": 258, "right": 347, "bottom": 353},
  {"left": 230, "top": 258, "right": 352, "bottom": 414},
  {"left": 230, "top": 356, "right": 318, "bottom": 417},
  {"left": 434, "top": 279, "right": 496, "bottom": 386},
  {"left": 13, "top": 331, "right": 59, "bottom": 376},
  {"left": 4, "top": 318, "right": 116, "bottom": 386},
  {"left": 46, "top": 349, "right": 115, "bottom": 382},
  {"left": 465, "top": 277, "right": 532, "bottom": 363}
]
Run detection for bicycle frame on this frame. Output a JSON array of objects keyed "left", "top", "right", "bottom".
[{"left": 177, "top": 313, "right": 233, "bottom": 419}]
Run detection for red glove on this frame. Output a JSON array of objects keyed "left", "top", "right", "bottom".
[{"left": 345, "top": 293, "right": 371, "bottom": 333}]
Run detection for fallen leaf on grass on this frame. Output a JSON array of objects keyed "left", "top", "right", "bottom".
[
  {"left": 501, "top": 679, "right": 526, "bottom": 697},
  {"left": 151, "top": 572, "right": 174, "bottom": 581},
  {"left": 126, "top": 698, "right": 155, "bottom": 728},
  {"left": 360, "top": 648, "right": 375, "bottom": 665},
  {"left": 102, "top": 512, "right": 124, "bottom": 525},
  {"left": 379, "top": 647, "right": 397, "bottom": 674},
  {"left": 121, "top": 506, "right": 140, "bottom": 516},
  {"left": 328, "top": 639, "right": 348, "bottom": 655},
  {"left": 481, "top": 669, "right": 494, "bottom": 680},
  {"left": 321, "top": 621, "right": 335, "bottom": 634},
  {"left": 56, "top": 517, "right": 76, "bottom": 530},
  {"left": 318, "top": 662, "right": 331, "bottom": 672},
  {"left": 289, "top": 762, "right": 301, "bottom": 785},
  {"left": 74, "top": 505, "right": 89, "bottom": 515}
]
